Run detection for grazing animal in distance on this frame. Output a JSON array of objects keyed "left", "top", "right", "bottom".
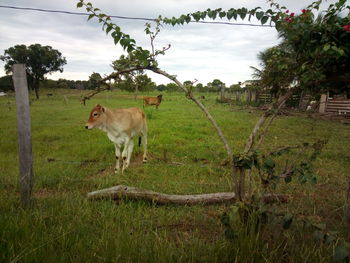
[
  {"left": 85, "top": 104, "right": 147, "bottom": 173},
  {"left": 143, "top": 94, "right": 163, "bottom": 109}
]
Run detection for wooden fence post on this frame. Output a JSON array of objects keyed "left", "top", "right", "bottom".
[
  {"left": 220, "top": 85, "right": 225, "bottom": 102},
  {"left": 319, "top": 94, "right": 328, "bottom": 113},
  {"left": 12, "top": 64, "right": 33, "bottom": 207}
]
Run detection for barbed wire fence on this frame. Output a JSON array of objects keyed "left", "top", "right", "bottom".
[{"left": 2, "top": 70, "right": 240, "bottom": 206}]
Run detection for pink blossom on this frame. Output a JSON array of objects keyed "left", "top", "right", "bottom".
[{"left": 343, "top": 25, "right": 350, "bottom": 32}]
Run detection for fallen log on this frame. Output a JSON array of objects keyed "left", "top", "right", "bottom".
[{"left": 87, "top": 185, "right": 288, "bottom": 205}]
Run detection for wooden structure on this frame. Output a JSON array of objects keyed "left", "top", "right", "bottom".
[{"left": 319, "top": 94, "right": 350, "bottom": 115}]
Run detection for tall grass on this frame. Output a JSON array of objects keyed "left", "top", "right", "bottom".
[{"left": 0, "top": 89, "right": 349, "bottom": 262}]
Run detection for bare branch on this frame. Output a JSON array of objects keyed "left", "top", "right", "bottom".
[
  {"left": 87, "top": 185, "right": 289, "bottom": 205},
  {"left": 244, "top": 89, "right": 294, "bottom": 154},
  {"left": 80, "top": 66, "right": 147, "bottom": 104}
]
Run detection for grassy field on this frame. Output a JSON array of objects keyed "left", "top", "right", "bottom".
[{"left": 0, "top": 88, "right": 350, "bottom": 262}]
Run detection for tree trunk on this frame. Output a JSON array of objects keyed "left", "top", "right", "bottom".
[{"left": 87, "top": 185, "right": 288, "bottom": 205}]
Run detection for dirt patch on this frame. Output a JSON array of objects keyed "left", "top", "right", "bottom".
[{"left": 129, "top": 152, "right": 146, "bottom": 167}]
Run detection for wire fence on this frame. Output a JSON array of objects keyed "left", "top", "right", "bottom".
[{"left": 0, "top": 88, "right": 330, "bottom": 190}]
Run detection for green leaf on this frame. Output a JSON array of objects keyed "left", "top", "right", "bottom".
[
  {"left": 238, "top": 8, "right": 247, "bottom": 20},
  {"left": 256, "top": 11, "right": 264, "bottom": 20},
  {"left": 88, "top": 14, "right": 94, "bottom": 21},
  {"left": 219, "top": 11, "right": 226, "bottom": 18},
  {"left": 282, "top": 214, "right": 293, "bottom": 229},
  {"left": 284, "top": 175, "right": 292, "bottom": 183},
  {"left": 112, "top": 32, "right": 122, "bottom": 45},
  {"left": 263, "top": 157, "right": 275, "bottom": 169},
  {"left": 127, "top": 45, "right": 134, "bottom": 53},
  {"left": 76, "top": 2, "right": 83, "bottom": 8},
  {"left": 226, "top": 10, "right": 233, "bottom": 20},
  {"left": 106, "top": 24, "right": 113, "bottom": 35},
  {"left": 220, "top": 213, "right": 230, "bottom": 226},
  {"left": 192, "top": 12, "right": 201, "bottom": 21},
  {"left": 261, "top": 16, "right": 269, "bottom": 25},
  {"left": 333, "top": 244, "right": 350, "bottom": 262},
  {"left": 323, "top": 43, "right": 331, "bottom": 51}
]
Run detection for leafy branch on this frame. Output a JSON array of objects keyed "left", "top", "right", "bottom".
[{"left": 162, "top": 7, "right": 280, "bottom": 27}]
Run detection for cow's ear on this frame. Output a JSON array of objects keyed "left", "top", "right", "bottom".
[{"left": 101, "top": 106, "right": 105, "bottom": 112}]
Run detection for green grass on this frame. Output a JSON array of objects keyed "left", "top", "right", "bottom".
[{"left": 0, "top": 89, "right": 349, "bottom": 262}]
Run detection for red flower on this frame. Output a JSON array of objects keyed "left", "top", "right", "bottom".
[
  {"left": 290, "top": 12, "right": 295, "bottom": 17},
  {"left": 302, "top": 9, "right": 306, "bottom": 13},
  {"left": 343, "top": 25, "right": 350, "bottom": 32},
  {"left": 286, "top": 10, "right": 289, "bottom": 13}
]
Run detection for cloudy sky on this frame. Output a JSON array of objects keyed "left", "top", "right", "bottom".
[{"left": 0, "top": 0, "right": 337, "bottom": 86}]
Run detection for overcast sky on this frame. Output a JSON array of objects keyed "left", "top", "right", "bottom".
[{"left": 0, "top": 0, "right": 338, "bottom": 86}]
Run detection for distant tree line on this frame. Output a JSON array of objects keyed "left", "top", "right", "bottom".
[
  {"left": 0, "top": 43, "right": 249, "bottom": 94},
  {"left": 0, "top": 71, "right": 246, "bottom": 94}
]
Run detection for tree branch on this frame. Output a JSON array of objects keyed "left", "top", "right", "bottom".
[
  {"left": 80, "top": 66, "right": 147, "bottom": 105},
  {"left": 87, "top": 185, "right": 288, "bottom": 205},
  {"left": 244, "top": 89, "right": 294, "bottom": 154}
]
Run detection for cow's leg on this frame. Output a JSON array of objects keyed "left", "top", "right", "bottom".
[
  {"left": 121, "top": 138, "right": 131, "bottom": 173},
  {"left": 114, "top": 143, "right": 121, "bottom": 174},
  {"left": 142, "top": 131, "right": 148, "bottom": 163},
  {"left": 125, "top": 140, "right": 134, "bottom": 169}
]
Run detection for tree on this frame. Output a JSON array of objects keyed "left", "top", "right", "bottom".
[
  {"left": 195, "top": 83, "right": 206, "bottom": 93},
  {"left": 0, "top": 75, "right": 13, "bottom": 92},
  {"left": 157, "top": 84, "right": 166, "bottom": 91},
  {"left": 251, "top": 4, "right": 350, "bottom": 98},
  {"left": 0, "top": 44, "right": 67, "bottom": 99},
  {"left": 207, "top": 79, "right": 226, "bottom": 92},
  {"left": 134, "top": 74, "right": 156, "bottom": 92},
  {"left": 166, "top": 82, "right": 180, "bottom": 92},
  {"left": 88, "top": 72, "right": 102, "bottom": 90},
  {"left": 111, "top": 55, "right": 155, "bottom": 95},
  {"left": 251, "top": 43, "right": 298, "bottom": 96},
  {"left": 276, "top": 5, "right": 350, "bottom": 95}
]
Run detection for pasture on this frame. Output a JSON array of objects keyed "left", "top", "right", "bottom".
[{"left": 0, "top": 89, "right": 349, "bottom": 262}]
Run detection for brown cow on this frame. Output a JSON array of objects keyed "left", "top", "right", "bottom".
[
  {"left": 85, "top": 104, "right": 147, "bottom": 173},
  {"left": 143, "top": 94, "right": 163, "bottom": 109}
]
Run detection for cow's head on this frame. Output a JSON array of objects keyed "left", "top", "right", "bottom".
[{"left": 85, "top": 104, "right": 106, "bottom": 129}]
